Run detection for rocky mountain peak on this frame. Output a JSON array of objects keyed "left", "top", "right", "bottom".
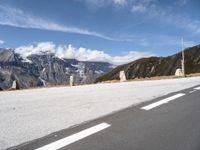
[
  {"left": 0, "top": 49, "right": 16, "bottom": 63},
  {"left": 0, "top": 48, "right": 113, "bottom": 90}
]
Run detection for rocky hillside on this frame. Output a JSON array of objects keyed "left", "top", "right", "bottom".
[
  {"left": 0, "top": 49, "right": 112, "bottom": 90},
  {"left": 96, "top": 45, "right": 200, "bottom": 82}
]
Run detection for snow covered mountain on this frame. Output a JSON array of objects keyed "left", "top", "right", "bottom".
[{"left": 0, "top": 48, "right": 113, "bottom": 90}]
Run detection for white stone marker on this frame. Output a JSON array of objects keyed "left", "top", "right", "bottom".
[
  {"left": 70, "top": 75, "right": 74, "bottom": 86},
  {"left": 175, "top": 68, "right": 183, "bottom": 77},
  {"left": 11, "top": 80, "right": 17, "bottom": 90},
  {"left": 119, "top": 71, "right": 127, "bottom": 82}
]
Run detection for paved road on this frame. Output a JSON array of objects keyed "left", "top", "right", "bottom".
[
  {"left": 9, "top": 85, "right": 200, "bottom": 150},
  {"left": 2, "top": 77, "right": 200, "bottom": 150}
]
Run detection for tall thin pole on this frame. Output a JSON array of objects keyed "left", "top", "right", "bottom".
[{"left": 181, "top": 37, "right": 185, "bottom": 77}]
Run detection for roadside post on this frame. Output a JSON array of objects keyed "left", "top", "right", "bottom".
[
  {"left": 11, "top": 80, "right": 17, "bottom": 90},
  {"left": 119, "top": 71, "right": 127, "bottom": 82},
  {"left": 181, "top": 37, "right": 186, "bottom": 77},
  {"left": 70, "top": 75, "right": 74, "bottom": 86}
]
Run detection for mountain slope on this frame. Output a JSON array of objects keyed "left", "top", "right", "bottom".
[
  {"left": 0, "top": 49, "right": 112, "bottom": 90},
  {"left": 96, "top": 45, "right": 200, "bottom": 82}
]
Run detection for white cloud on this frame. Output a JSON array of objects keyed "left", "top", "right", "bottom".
[
  {"left": 111, "top": 51, "right": 154, "bottom": 65},
  {"left": 15, "top": 42, "right": 155, "bottom": 65},
  {"left": 130, "top": 1, "right": 200, "bottom": 33},
  {"left": 15, "top": 42, "right": 56, "bottom": 58},
  {"left": 0, "top": 5, "right": 124, "bottom": 42},
  {"left": 113, "top": 0, "right": 127, "bottom": 6},
  {"left": 0, "top": 40, "right": 4, "bottom": 44},
  {"left": 0, "top": 5, "right": 149, "bottom": 43},
  {"left": 131, "top": 5, "right": 146, "bottom": 13},
  {"left": 131, "top": 0, "right": 155, "bottom": 13},
  {"left": 80, "top": 0, "right": 200, "bottom": 34},
  {"left": 162, "top": 13, "right": 200, "bottom": 34},
  {"left": 82, "top": 0, "right": 128, "bottom": 7}
]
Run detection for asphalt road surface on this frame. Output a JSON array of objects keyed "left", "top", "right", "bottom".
[{"left": 9, "top": 85, "right": 200, "bottom": 150}]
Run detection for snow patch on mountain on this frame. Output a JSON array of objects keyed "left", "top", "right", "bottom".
[{"left": 95, "top": 70, "right": 104, "bottom": 74}]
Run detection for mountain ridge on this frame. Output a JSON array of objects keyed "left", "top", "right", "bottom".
[
  {"left": 0, "top": 48, "right": 113, "bottom": 90},
  {"left": 95, "top": 44, "right": 200, "bottom": 82}
]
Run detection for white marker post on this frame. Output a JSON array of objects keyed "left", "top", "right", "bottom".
[
  {"left": 181, "top": 37, "right": 185, "bottom": 77},
  {"left": 70, "top": 75, "right": 74, "bottom": 86},
  {"left": 119, "top": 71, "right": 127, "bottom": 82},
  {"left": 11, "top": 80, "right": 17, "bottom": 90}
]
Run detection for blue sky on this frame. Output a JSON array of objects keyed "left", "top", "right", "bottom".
[{"left": 0, "top": 0, "right": 200, "bottom": 64}]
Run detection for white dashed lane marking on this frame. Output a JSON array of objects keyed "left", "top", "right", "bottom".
[
  {"left": 35, "top": 123, "right": 111, "bottom": 150},
  {"left": 194, "top": 86, "right": 200, "bottom": 90},
  {"left": 141, "top": 93, "right": 186, "bottom": 110},
  {"left": 189, "top": 90, "right": 196, "bottom": 94}
]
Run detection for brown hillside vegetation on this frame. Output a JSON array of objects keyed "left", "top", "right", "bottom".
[{"left": 96, "top": 44, "right": 200, "bottom": 82}]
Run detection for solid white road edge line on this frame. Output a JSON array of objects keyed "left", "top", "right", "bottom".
[
  {"left": 141, "top": 93, "right": 186, "bottom": 110},
  {"left": 189, "top": 90, "right": 196, "bottom": 94},
  {"left": 194, "top": 86, "right": 200, "bottom": 90},
  {"left": 35, "top": 123, "right": 111, "bottom": 150}
]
